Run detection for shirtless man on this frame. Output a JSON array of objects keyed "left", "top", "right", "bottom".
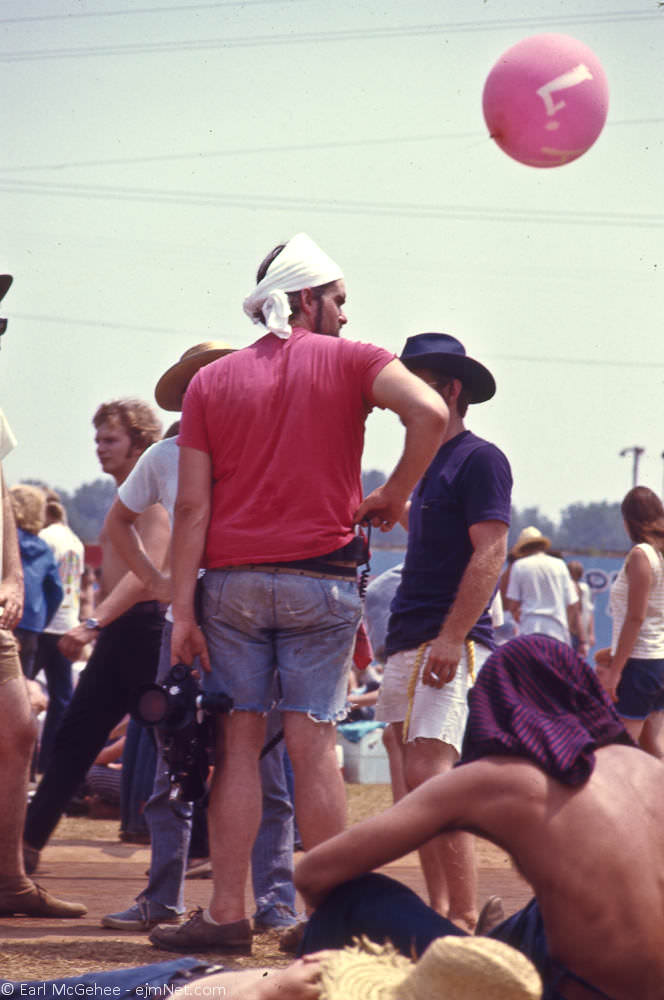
[
  {"left": 24, "top": 399, "right": 169, "bottom": 871},
  {"left": 295, "top": 634, "right": 664, "bottom": 1000}
]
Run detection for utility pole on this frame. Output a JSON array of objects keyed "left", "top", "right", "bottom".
[{"left": 619, "top": 446, "right": 644, "bottom": 488}]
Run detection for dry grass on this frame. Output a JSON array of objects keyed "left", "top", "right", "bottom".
[{"left": 3, "top": 785, "right": 513, "bottom": 981}]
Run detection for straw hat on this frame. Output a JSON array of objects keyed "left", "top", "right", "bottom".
[
  {"left": 155, "top": 341, "right": 235, "bottom": 411},
  {"left": 318, "top": 936, "right": 542, "bottom": 1000},
  {"left": 511, "top": 526, "right": 551, "bottom": 558}
]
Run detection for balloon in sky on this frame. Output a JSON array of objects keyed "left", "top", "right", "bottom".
[{"left": 482, "top": 33, "right": 609, "bottom": 168}]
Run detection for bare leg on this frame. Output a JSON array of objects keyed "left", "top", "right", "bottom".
[
  {"left": 403, "top": 737, "right": 477, "bottom": 932},
  {"left": 640, "top": 711, "right": 664, "bottom": 759},
  {"left": 383, "top": 723, "right": 409, "bottom": 803},
  {"left": 207, "top": 710, "right": 267, "bottom": 925},
  {"left": 619, "top": 715, "right": 645, "bottom": 748},
  {"left": 0, "top": 675, "right": 37, "bottom": 889},
  {"left": 283, "top": 712, "right": 346, "bottom": 849}
]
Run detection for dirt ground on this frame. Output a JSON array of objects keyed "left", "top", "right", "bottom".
[{"left": 1, "top": 784, "right": 532, "bottom": 982}]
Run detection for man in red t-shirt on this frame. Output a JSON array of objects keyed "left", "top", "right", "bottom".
[{"left": 151, "top": 234, "right": 447, "bottom": 955}]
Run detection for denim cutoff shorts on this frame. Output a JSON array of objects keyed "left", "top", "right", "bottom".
[
  {"left": 200, "top": 568, "right": 362, "bottom": 720},
  {"left": 615, "top": 656, "right": 664, "bottom": 720}
]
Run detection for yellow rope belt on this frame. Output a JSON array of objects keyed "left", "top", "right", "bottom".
[{"left": 401, "top": 638, "right": 476, "bottom": 745}]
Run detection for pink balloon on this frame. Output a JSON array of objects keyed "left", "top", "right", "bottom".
[{"left": 482, "top": 33, "right": 609, "bottom": 167}]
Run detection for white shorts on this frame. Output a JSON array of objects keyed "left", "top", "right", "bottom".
[{"left": 375, "top": 641, "right": 491, "bottom": 754}]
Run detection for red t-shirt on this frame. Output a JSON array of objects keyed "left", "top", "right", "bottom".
[{"left": 178, "top": 327, "right": 394, "bottom": 567}]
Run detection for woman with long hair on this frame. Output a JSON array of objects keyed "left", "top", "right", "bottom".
[{"left": 596, "top": 485, "right": 664, "bottom": 754}]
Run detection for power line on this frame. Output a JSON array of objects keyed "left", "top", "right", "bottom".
[
  {"left": 0, "top": 10, "right": 660, "bottom": 62},
  {"left": 0, "top": 0, "right": 308, "bottom": 24},
  {"left": 2, "top": 178, "right": 664, "bottom": 228},
  {"left": 10, "top": 314, "right": 664, "bottom": 368},
  {"left": 0, "top": 5, "right": 648, "bottom": 27},
  {"left": 0, "top": 117, "right": 659, "bottom": 176}
]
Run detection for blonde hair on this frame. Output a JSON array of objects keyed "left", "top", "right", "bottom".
[{"left": 10, "top": 484, "right": 47, "bottom": 535}]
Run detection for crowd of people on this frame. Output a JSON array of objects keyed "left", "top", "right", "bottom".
[{"left": 0, "top": 238, "right": 663, "bottom": 1000}]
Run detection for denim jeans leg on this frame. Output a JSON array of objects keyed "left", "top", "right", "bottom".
[
  {"left": 252, "top": 707, "right": 297, "bottom": 928},
  {"left": 35, "top": 634, "right": 73, "bottom": 775},
  {"left": 141, "top": 621, "right": 191, "bottom": 915},
  {"left": 121, "top": 720, "right": 156, "bottom": 838}
]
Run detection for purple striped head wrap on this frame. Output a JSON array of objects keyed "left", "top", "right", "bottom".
[{"left": 459, "top": 634, "right": 635, "bottom": 786}]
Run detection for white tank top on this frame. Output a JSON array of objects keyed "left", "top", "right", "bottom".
[{"left": 610, "top": 542, "right": 664, "bottom": 658}]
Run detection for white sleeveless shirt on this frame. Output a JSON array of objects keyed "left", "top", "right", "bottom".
[{"left": 609, "top": 543, "right": 664, "bottom": 658}]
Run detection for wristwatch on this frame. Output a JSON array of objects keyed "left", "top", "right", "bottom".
[{"left": 84, "top": 617, "right": 101, "bottom": 632}]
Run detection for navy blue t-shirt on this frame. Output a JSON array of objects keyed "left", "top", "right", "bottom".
[{"left": 385, "top": 430, "right": 512, "bottom": 657}]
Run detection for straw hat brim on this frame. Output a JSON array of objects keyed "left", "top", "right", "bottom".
[
  {"left": 155, "top": 346, "right": 234, "bottom": 411},
  {"left": 511, "top": 530, "right": 551, "bottom": 558},
  {"left": 318, "top": 936, "right": 542, "bottom": 1000}
]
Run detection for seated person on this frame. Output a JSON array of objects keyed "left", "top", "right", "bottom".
[{"left": 295, "top": 634, "right": 660, "bottom": 1000}]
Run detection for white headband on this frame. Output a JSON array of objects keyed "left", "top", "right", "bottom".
[{"left": 242, "top": 232, "right": 343, "bottom": 339}]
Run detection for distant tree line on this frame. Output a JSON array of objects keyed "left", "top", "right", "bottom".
[
  {"left": 21, "top": 470, "right": 630, "bottom": 555},
  {"left": 24, "top": 477, "right": 116, "bottom": 543}
]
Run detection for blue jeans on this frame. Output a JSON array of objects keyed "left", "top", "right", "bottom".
[
  {"left": 34, "top": 633, "right": 73, "bottom": 775},
  {"left": 299, "top": 874, "right": 613, "bottom": 1000},
  {"left": 121, "top": 719, "right": 157, "bottom": 838},
  {"left": 25, "top": 602, "right": 164, "bottom": 851},
  {"left": 140, "top": 623, "right": 297, "bottom": 925},
  {"left": 0, "top": 958, "right": 209, "bottom": 999},
  {"left": 201, "top": 568, "right": 362, "bottom": 719},
  {"left": 253, "top": 708, "right": 297, "bottom": 927}
]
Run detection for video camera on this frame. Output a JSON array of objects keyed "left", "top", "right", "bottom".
[{"left": 134, "top": 663, "right": 232, "bottom": 813}]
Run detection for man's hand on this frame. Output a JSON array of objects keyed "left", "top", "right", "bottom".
[
  {"left": 353, "top": 484, "right": 407, "bottom": 533},
  {"left": 248, "top": 954, "right": 330, "bottom": 1000},
  {"left": 171, "top": 619, "right": 211, "bottom": 673},
  {"left": 148, "top": 569, "right": 172, "bottom": 604},
  {"left": 422, "top": 633, "right": 464, "bottom": 688},
  {"left": 59, "top": 623, "right": 98, "bottom": 661},
  {"left": 0, "top": 575, "right": 23, "bottom": 631}
]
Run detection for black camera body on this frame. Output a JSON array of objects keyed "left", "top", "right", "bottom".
[{"left": 134, "top": 663, "right": 232, "bottom": 811}]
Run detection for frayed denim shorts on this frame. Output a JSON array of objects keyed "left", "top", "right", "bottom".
[
  {"left": 200, "top": 568, "right": 362, "bottom": 721},
  {"left": 615, "top": 656, "right": 664, "bottom": 720}
]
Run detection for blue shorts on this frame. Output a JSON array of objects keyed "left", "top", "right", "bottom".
[
  {"left": 615, "top": 656, "right": 664, "bottom": 720},
  {"left": 200, "top": 568, "right": 362, "bottom": 721}
]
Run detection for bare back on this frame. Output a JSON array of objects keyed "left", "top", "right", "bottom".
[
  {"left": 461, "top": 748, "right": 664, "bottom": 1000},
  {"left": 297, "top": 744, "right": 664, "bottom": 1000}
]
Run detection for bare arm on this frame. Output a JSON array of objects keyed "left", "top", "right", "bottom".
[
  {"left": 423, "top": 520, "right": 508, "bottom": 688},
  {"left": 104, "top": 497, "right": 171, "bottom": 602},
  {"left": 170, "top": 446, "right": 211, "bottom": 670},
  {"left": 0, "top": 467, "right": 23, "bottom": 629},
  {"left": 354, "top": 360, "right": 447, "bottom": 531},
  {"left": 566, "top": 601, "right": 586, "bottom": 653},
  {"left": 597, "top": 547, "right": 650, "bottom": 702},
  {"left": 295, "top": 764, "right": 482, "bottom": 910},
  {"left": 59, "top": 503, "right": 170, "bottom": 659}
]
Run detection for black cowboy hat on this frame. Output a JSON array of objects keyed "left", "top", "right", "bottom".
[
  {"left": 400, "top": 332, "right": 495, "bottom": 404},
  {"left": 0, "top": 276, "right": 12, "bottom": 304}
]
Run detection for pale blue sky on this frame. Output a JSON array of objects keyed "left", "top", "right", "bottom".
[{"left": 2, "top": 0, "right": 663, "bottom": 520}]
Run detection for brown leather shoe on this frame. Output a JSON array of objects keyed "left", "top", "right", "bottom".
[
  {"left": 149, "top": 908, "right": 252, "bottom": 954},
  {"left": 0, "top": 882, "right": 87, "bottom": 918},
  {"left": 475, "top": 895, "right": 505, "bottom": 936}
]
